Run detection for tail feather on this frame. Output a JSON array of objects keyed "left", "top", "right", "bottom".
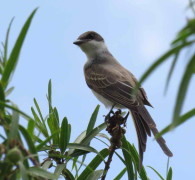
[
  {"left": 131, "top": 111, "right": 147, "bottom": 164},
  {"left": 137, "top": 105, "right": 173, "bottom": 157},
  {"left": 131, "top": 105, "right": 173, "bottom": 165}
]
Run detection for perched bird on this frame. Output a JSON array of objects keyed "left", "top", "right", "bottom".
[{"left": 73, "top": 31, "right": 173, "bottom": 164}]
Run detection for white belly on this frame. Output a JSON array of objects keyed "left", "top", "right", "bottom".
[{"left": 91, "top": 90, "right": 125, "bottom": 109}]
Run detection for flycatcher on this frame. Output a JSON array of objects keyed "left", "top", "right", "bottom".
[{"left": 73, "top": 31, "right": 173, "bottom": 163}]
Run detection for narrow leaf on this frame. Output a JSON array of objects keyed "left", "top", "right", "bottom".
[
  {"left": 19, "top": 125, "right": 38, "bottom": 161},
  {"left": 69, "top": 123, "right": 106, "bottom": 157},
  {"left": 0, "top": 82, "right": 5, "bottom": 110},
  {"left": 166, "top": 167, "right": 173, "bottom": 180},
  {"left": 121, "top": 137, "right": 134, "bottom": 180},
  {"left": 1, "top": 8, "right": 38, "bottom": 88},
  {"left": 164, "top": 52, "right": 179, "bottom": 93},
  {"left": 81, "top": 122, "right": 106, "bottom": 145},
  {"left": 8, "top": 108, "right": 19, "bottom": 140},
  {"left": 42, "top": 160, "right": 52, "bottom": 170},
  {"left": 86, "top": 170, "right": 103, "bottom": 180},
  {"left": 172, "top": 54, "right": 195, "bottom": 124},
  {"left": 148, "top": 166, "right": 164, "bottom": 180},
  {"left": 0, "top": 100, "right": 32, "bottom": 120},
  {"left": 77, "top": 148, "right": 109, "bottom": 180},
  {"left": 114, "top": 168, "right": 126, "bottom": 180},
  {"left": 28, "top": 167, "right": 57, "bottom": 179},
  {"left": 86, "top": 105, "right": 100, "bottom": 135},
  {"left": 5, "top": 86, "right": 14, "bottom": 97},
  {"left": 34, "top": 98, "right": 46, "bottom": 128},
  {"left": 54, "top": 164, "right": 66, "bottom": 180},
  {"left": 67, "top": 143, "right": 98, "bottom": 154},
  {"left": 36, "top": 131, "right": 59, "bottom": 151},
  {"left": 3, "top": 18, "right": 14, "bottom": 64},
  {"left": 139, "top": 41, "right": 194, "bottom": 85},
  {"left": 62, "top": 169, "right": 75, "bottom": 180},
  {"left": 27, "top": 119, "right": 35, "bottom": 137},
  {"left": 31, "top": 107, "right": 48, "bottom": 138},
  {"left": 157, "top": 108, "right": 195, "bottom": 137},
  {"left": 18, "top": 161, "right": 29, "bottom": 180},
  {"left": 59, "top": 117, "right": 70, "bottom": 153},
  {"left": 67, "top": 130, "right": 86, "bottom": 156},
  {"left": 48, "top": 79, "right": 52, "bottom": 113}
]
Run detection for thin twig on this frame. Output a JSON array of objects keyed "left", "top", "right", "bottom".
[{"left": 101, "top": 145, "right": 116, "bottom": 180}]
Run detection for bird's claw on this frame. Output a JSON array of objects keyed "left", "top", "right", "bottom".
[
  {"left": 104, "top": 104, "right": 116, "bottom": 122},
  {"left": 122, "top": 112, "right": 129, "bottom": 127}
]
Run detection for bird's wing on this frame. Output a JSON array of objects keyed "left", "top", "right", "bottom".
[
  {"left": 84, "top": 62, "right": 173, "bottom": 165},
  {"left": 84, "top": 63, "right": 143, "bottom": 108}
]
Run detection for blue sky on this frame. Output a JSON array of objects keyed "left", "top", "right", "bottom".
[{"left": 0, "top": 0, "right": 194, "bottom": 179}]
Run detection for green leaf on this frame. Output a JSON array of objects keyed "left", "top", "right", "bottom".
[
  {"left": 148, "top": 166, "right": 164, "bottom": 180},
  {"left": 81, "top": 122, "right": 106, "bottom": 145},
  {"left": 28, "top": 167, "right": 57, "bottom": 179},
  {"left": 157, "top": 108, "right": 195, "bottom": 137},
  {"left": 67, "top": 143, "right": 99, "bottom": 154},
  {"left": 121, "top": 137, "right": 134, "bottom": 180},
  {"left": 5, "top": 86, "right": 14, "bottom": 97},
  {"left": 1, "top": 8, "right": 38, "bottom": 88},
  {"left": 47, "top": 113, "right": 60, "bottom": 145},
  {"left": 69, "top": 123, "right": 106, "bottom": 157},
  {"left": 27, "top": 119, "right": 35, "bottom": 137},
  {"left": 59, "top": 117, "right": 70, "bottom": 153},
  {"left": 18, "top": 161, "right": 29, "bottom": 180},
  {"left": 67, "top": 131, "right": 86, "bottom": 155},
  {"left": 0, "top": 100, "right": 32, "bottom": 120},
  {"left": 77, "top": 148, "right": 109, "bottom": 180},
  {"left": 19, "top": 125, "right": 38, "bottom": 161},
  {"left": 139, "top": 41, "right": 195, "bottom": 85},
  {"left": 36, "top": 131, "right": 59, "bottom": 151},
  {"left": 171, "top": 30, "right": 194, "bottom": 45},
  {"left": 164, "top": 52, "right": 179, "bottom": 94},
  {"left": 31, "top": 107, "right": 48, "bottom": 138},
  {"left": 34, "top": 98, "right": 47, "bottom": 129},
  {"left": 172, "top": 54, "right": 195, "bottom": 124},
  {"left": 42, "top": 160, "right": 52, "bottom": 170},
  {"left": 8, "top": 108, "right": 19, "bottom": 140},
  {"left": 54, "top": 164, "right": 66, "bottom": 180},
  {"left": 54, "top": 107, "right": 60, "bottom": 124},
  {"left": 47, "top": 79, "right": 52, "bottom": 113},
  {"left": 3, "top": 18, "right": 14, "bottom": 64},
  {"left": 166, "top": 167, "right": 173, "bottom": 180},
  {"left": 62, "top": 169, "right": 75, "bottom": 180},
  {"left": 86, "top": 105, "right": 100, "bottom": 135},
  {"left": 113, "top": 168, "right": 126, "bottom": 180},
  {"left": 86, "top": 170, "right": 103, "bottom": 180},
  {"left": 0, "top": 82, "right": 5, "bottom": 110}
]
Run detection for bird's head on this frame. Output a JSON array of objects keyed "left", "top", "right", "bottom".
[{"left": 73, "top": 31, "right": 107, "bottom": 59}]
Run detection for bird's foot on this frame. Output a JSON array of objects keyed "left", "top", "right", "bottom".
[
  {"left": 104, "top": 104, "right": 116, "bottom": 122},
  {"left": 121, "top": 111, "right": 129, "bottom": 127}
]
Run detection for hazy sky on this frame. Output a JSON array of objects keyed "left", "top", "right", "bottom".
[{"left": 0, "top": 0, "right": 194, "bottom": 179}]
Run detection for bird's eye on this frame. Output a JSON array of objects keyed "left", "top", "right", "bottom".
[{"left": 87, "top": 34, "right": 94, "bottom": 40}]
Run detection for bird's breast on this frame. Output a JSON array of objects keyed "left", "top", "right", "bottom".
[{"left": 91, "top": 90, "right": 125, "bottom": 109}]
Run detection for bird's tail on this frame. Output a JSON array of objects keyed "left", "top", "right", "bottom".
[{"left": 130, "top": 105, "right": 173, "bottom": 165}]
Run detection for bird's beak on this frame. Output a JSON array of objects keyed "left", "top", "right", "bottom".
[{"left": 73, "top": 39, "right": 86, "bottom": 46}]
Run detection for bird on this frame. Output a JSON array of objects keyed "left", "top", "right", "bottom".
[{"left": 73, "top": 31, "right": 173, "bottom": 164}]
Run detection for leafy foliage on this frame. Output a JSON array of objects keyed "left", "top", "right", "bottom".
[{"left": 139, "top": 4, "right": 195, "bottom": 135}]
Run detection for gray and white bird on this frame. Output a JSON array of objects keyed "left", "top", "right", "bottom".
[{"left": 73, "top": 31, "right": 173, "bottom": 164}]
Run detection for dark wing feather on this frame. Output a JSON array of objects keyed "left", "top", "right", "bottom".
[{"left": 84, "top": 63, "right": 143, "bottom": 108}]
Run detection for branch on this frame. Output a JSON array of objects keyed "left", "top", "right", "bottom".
[{"left": 101, "top": 109, "right": 127, "bottom": 180}]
